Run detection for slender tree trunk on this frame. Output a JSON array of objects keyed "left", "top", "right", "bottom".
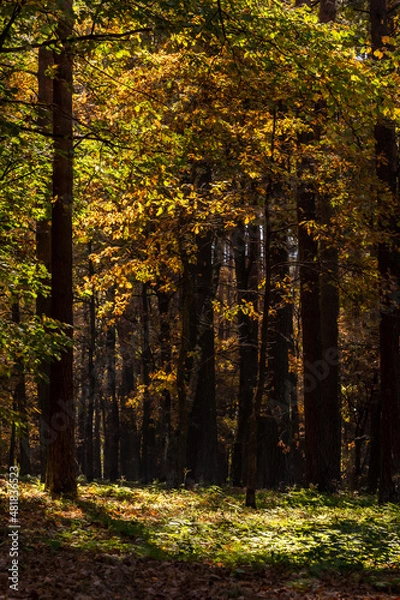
[
  {"left": 118, "top": 304, "right": 140, "bottom": 482},
  {"left": 45, "top": 0, "right": 76, "bottom": 496},
  {"left": 76, "top": 336, "right": 86, "bottom": 472},
  {"left": 246, "top": 204, "right": 272, "bottom": 508},
  {"left": 370, "top": 0, "right": 400, "bottom": 502},
  {"left": 368, "top": 376, "right": 381, "bottom": 492},
  {"left": 104, "top": 319, "right": 119, "bottom": 481},
  {"left": 36, "top": 47, "right": 53, "bottom": 482},
  {"left": 93, "top": 393, "right": 102, "bottom": 479},
  {"left": 84, "top": 247, "right": 96, "bottom": 481},
  {"left": 141, "top": 283, "right": 156, "bottom": 482},
  {"left": 318, "top": 0, "right": 341, "bottom": 489},
  {"left": 11, "top": 302, "right": 31, "bottom": 475},
  {"left": 295, "top": 0, "right": 341, "bottom": 492},
  {"left": 297, "top": 144, "right": 325, "bottom": 488},
  {"left": 176, "top": 248, "right": 194, "bottom": 485},
  {"left": 156, "top": 290, "right": 173, "bottom": 484},
  {"left": 187, "top": 233, "right": 221, "bottom": 484},
  {"left": 9, "top": 395, "right": 17, "bottom": 469},
  {"left": 260, "top": 236, "right": 294, "bottom": 489},
  {"left": 231, "top": 223, "right": 259, "bottom": 486},
  {"left": 319, "top": 201, "right": 341, "bottom": 485}
]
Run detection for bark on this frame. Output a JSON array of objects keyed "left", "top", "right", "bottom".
[
  {"left": 93, "top": 393, "right": 102, "bottom": 479},
  {"left": 11, "top": 302, "right": 31, "bottom": 475},
  {"left": 297, "top": 147, "right": 325, "bottom": 489},
  {"left": 187, "top": 233, "right": 221, "bottom": 484},
  {"left": 231, "top": 223, "right": 259, "bottom": 486},
  {"left": 104, "top": 320, "right": 120, "bottom": 481},
  {"left": 319, "top": 0, "right": 336, "bottom": 22},
  {"left": 370, "top": 0, "right": 400, "bottom": 502},
  {"left": 156, "top": 290, "right": 173, "bottom": 484},
  {"left": 45, "top": 0, "right": 76, "bottom": 496},
  {"left": 118, "top": 306, "right": 140, "bottom": 482},
  {"left": 259, "top": 236, "right": 297, "bottom": 488},
  {"left": 141, "top": 283, "right": 156, "bottom": 482},
  {"left": 36, "top": 47, "right": 53, "bottom": 481},
  {"left": 176, "top": 246, "right": 194, "bottom": 485},
  {"left": 246, "top": 205, "right": 272, "bottom": 508},
  {"left": 84, "top": 247, "right": 96, "bottom": 481},
  {"left": 319, "top": 201, "right": 341, "bottom": 486},
  {"left": 176, "top": 161, "right": 218, "bottom": 486},
  {"left": 376, "top": 121, "right": 400, "bottom": 502}
]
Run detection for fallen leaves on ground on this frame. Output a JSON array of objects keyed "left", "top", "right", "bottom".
[{"left": 0, "top": 480, "right": 399, "bottom": 600}]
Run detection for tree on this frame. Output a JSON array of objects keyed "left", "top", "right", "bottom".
[
  {"left": 369, "top": 0, "right": 400, "bottom": 502},
  {"left": 45, "top": 0, "right": 77, "bottom": 496}
]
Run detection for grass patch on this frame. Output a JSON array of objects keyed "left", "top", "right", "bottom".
[{"left": 3, "top": 481, "right": 400, "bottom": 584}]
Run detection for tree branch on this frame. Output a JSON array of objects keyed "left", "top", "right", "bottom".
[{"left": 0, "top": 27, "right": 152, "bottom": 54}]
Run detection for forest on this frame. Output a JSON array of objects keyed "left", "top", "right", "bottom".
[{"left": 0, "top": 0, "right": 400, "bottom": 596}]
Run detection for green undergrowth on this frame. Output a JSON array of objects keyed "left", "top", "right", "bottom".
[{"left": 7, "top": 481, "right": 400, "bottom": 587}]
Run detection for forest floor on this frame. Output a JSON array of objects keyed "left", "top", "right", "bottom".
[{"left": 0, "top": 480, "right": 399, "bottom": 600}]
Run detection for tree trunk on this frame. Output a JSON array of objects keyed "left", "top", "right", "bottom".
[
  {"left": 176, "top": 246, "right": 194, "bottom": 485},
  {"left": 104, "top": 320, "right": 119, "bottom": 481},
  {"left": 11, "top": 302, "right": 31, "bottom": 475},
  {"left": 84, "top": 247, "right": 96, "bottom": 481},
  {"left": 246, "top": 205, "right": 272, "bottom": 508},
  {"left": 260, "top": 236, "right": 296, "bottom": 489},
  {"left": 141, "top": 283, "right": 156, "bottom": 483},
  {"left": 187, "top": 233, "right": 221, "bottom": 484},
  {"left": 368, "top": 375, "right": 381, "bottom": 492},
  {"left": 297, "top": 145, "right": 326, "bottom": 489},
  {"left": 118, "top": 305, "right": 140, "bottom": 482},
  {"left": 231, "top": 223, "right": 259, "bottom": 486},
  {"left": 36, "top": 47, "right": 53, "bottom": 482},
  {"left": 319, "top": 201, "right": 341, "bottom": 486},
  {"left": 370, "top": 0, "right": 400, "bottom": 502},
  {"left": 93, "top": 393, "right": 102, "bottom": 479},
  {"left": 45, "top": 0, "right": 76, "bottom": 496},
  {"left": 156, "top": 290, "right": 173, "bottom": 484}
]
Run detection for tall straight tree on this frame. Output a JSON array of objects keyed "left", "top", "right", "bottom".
[
  {"left": 36, "top": 47, "right": 53, "bottom": 481},
  {"left": 231, "top": 223, "right": 259, "bottom": 486},
  {"left": 318, "top": 0, "right": 341, "bottom": 487},
  {"left": 45, "top": 0, "right": 77, "bottom": 496},
  {"left": 296, "top": 0, "right": 341, "bottom": 491},
  {"left": 370, "top": 0, "right": 400, "bottom": 502}
]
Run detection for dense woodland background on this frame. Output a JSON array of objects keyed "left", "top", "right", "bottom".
[{"left": 1, "top": 0, "right": 399, "bottom": 506}]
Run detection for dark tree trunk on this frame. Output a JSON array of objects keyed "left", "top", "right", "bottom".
[
  {"left": 231, "top": 223, "right": 259, "bottom": 486},
  {"left": 36, "top": 47, "right": 53, "bottom": 482},
  {"left": 93, "top": 393, "right": 102, "bottom": 479},
  {"left": 260, "top": 236, "right": 295, "bottom": 489},
  {"left": 45, "top": 0, "right": 76, "bottom": 496},
  {"left": 297, "top": 147, "right": 326, "bottom": 489},
  {"left": 319, "top": 202, "right": 341, "bottom": 486},
  {"left": 141, "top": 283, "right": 156, "bottom": 483},
  {"left": 246, "top": 205, "right": 272, "bottom": 508},
  {"left": 187, "top": 233, "right": 220, "bottom": 484},
  {"left": 376, "top": 120, "right": 400, "bottom": 502},
  {"left": 294, "top": 0, "right": 340, "bottom": 493},
  {"left": 176, "top": 161, "right": 217, "bottom": 486},
  {"left": 118, "top": 306, "right": 140, "bottom": 482},
  {"left": 104, "top": 320, "right": 119, "bottom": 481},
  {"left": 319, "top": 0, "right": 341, "bottom": 488},
  {"left": 84, "top": 247, "right": 96, "bottom": 481},
  {"left": 156, "top": 290, "right": 173, "bottom": 484},
  {"left": 370, "top": 0, "right": 400, "bottom": 502},
  {"left": 76, "top": 336, "right": 86, "bottom": 473},
  {"left": 368, "top": 376, "right": 381, "bottom": 492},
  {"left": 11, "top": 302, "right": 31, "bottom": 475},
  {"left": 176, "top": 246, "right": 194, "bottom": 485},
  {"left": 9, "top": 395, "right": 17, "bottom": 469}
]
